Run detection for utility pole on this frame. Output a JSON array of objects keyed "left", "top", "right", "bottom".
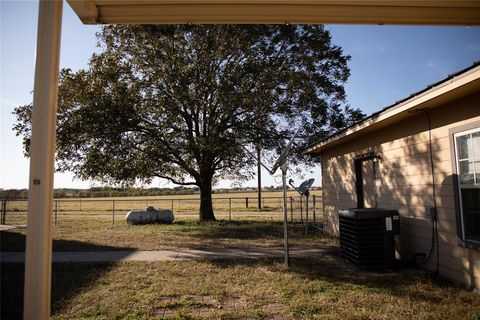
[
  {"left": 237, "top": 128, "right": 300, "bottom": 268},
  {"left": 257, "top": 145, "right": 262, "bottom": 210}
]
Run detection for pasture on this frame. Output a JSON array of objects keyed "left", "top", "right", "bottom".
[
  {"left": 2, "top": 190, "right": 323, "bottom": 226},
  {"left": 1, "top": 190, "right": 326, "bottom": 253},
  {"left": 2, "top": 190, "right": 479, "bottom": 319}
]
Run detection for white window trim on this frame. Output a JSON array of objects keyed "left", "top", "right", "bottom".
[{"left": 453, "top": 127, "right": 480, "bottom": 244}]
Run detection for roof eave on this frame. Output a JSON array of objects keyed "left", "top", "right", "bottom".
[{"left": 304, "top": 65, "right": 480, "bottom": 155}]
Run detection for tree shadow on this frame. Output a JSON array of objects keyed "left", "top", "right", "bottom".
[
  {"left": 0, "top": 231, "right": 133, "bottom": 319},
  {"left": 203, "top": 254, "right": 469, "bottom": 306},
  {"left": 189, "top": 220, "right": 305, "bottom": 241},
  {"left": 1, "top": 229, "right": 137, "bottom": 252}
]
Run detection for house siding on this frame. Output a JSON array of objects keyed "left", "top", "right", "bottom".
[{"left": 320, "top": 91, "right": 480, "bottom": 288}]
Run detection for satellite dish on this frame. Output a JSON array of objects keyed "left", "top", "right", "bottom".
[
  {"left": 236, "top": 128, "right": 301, "bottom": 268},
  {"left": 270, "top": 128, "right": 301, "bottom": 175},
  {"left": 298, "top": 178, "right": 315, "bottom": 196}
]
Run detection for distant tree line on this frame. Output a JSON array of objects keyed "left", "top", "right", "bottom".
[
  {"left": 0, "top": 185, "right": 321, "bottom": 200},
  {"left": 0, "top": 186, "right": 199, "bottom": 200}
]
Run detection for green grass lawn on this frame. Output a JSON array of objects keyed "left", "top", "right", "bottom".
[
  {"left": 1, "top": 218, "right": 333, "bottom": 252},
  {"left": 2, "top": 257, "right": 479, "bottom": 319}
]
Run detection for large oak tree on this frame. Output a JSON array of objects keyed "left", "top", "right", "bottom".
[{"left": 14, "top": 25, "right": 364, "bottom": 221}]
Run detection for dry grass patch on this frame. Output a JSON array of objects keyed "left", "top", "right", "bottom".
[
  {"left": 1, "top": 219, "right": 334, "bottom": 252},
  {"left": 2, "top": 256, "right": 479, "bottom": 319}
]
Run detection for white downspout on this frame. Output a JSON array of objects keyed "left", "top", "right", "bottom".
[{"left": 23, "top": 0, "right": 63, "bottom": 319}]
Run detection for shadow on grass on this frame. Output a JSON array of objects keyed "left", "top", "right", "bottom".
[
  {"left": 2, "top": 220, "right": 330, "bottom": 253},
  {"left": 174, "top": 220, "right": 323, "bottom": 241},
  {"left": 205, "top": 255, "right": 473, "bottom": 307},
  {"left": 1, "top": 229, "right": 135, "bottom": 252},
  {"left": 1, "top": 262, "right": 119, "bottom": 320},
  {"left": 1, "top": 231, "right": 133, "bottom": 319}
]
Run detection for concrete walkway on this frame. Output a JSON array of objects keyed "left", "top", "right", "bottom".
[
  {"left": 0, "top": 224, "right": 25, "bottom": 231},
  {"left": 1, "top": 247, "right": 337, "bottom": 263}
]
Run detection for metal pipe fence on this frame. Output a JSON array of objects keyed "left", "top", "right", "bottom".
[{"left": 0, "top": 195, "right": 323, "bottom": 227}]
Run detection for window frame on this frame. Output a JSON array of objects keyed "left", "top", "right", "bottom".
[{"left": 449, "top": 120, "right": 480, "bottom": 247}]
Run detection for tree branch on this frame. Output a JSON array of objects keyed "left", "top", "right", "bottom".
[{"left": 155, "top": 173, "right": 198, "bottom": 186}]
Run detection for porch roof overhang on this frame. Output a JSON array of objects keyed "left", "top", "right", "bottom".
[
  {"left": 67, "top": 0, "right": 480, "bottom": 25},
  {"left": 24, "top": 1, "right": 480, "bottom": 318},
  {"left": 303, "top": 63, "right": 480, "bottom": 155}
]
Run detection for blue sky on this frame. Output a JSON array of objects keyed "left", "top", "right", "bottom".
[{"left": 1, "top": 1, "right": 480, "bottom": 190}]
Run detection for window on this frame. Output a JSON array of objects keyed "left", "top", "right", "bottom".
[{"left": 454, "top": 127, "right": 480, "bottom": 243}]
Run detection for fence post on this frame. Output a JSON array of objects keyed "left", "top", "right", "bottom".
[
  {"left": 229, "top": 198, "right": 232, "bottom": 221},
  {"left": 171, "top": 199, "right": 174, "bottom": 213},
  {"left": 312, "top": 195, "right": 316, "bottom": 227},
  {"left": 54, "top": 200, "right": 58, "bottom": 226},
  {"left": 300, "top": 196, "right": 303, "bottom": 224},
  {"left": 290, "top": 197, "right": 293, "bottom": 222},
  {"left": 1, "top": 199, "right": 6, "bottom": 224},
  {"left": 245, "top": 197, "right": 248, "bottom": 208},
  {"left": 305, "top": 196, "right": 309, "bottom": 236},
  {"left": 79, "top": 199, "right": 82, "bottom": 211},
  {"left": 112, "top": 200, "right": 115, "bottom": 225}
]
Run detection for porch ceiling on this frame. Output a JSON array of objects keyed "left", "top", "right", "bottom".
[{"left": 67, "top": 0, "right": 480, "bottom": 25}]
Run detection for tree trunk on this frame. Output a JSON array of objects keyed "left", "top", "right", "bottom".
[{"left": 199, "top": 180, "right": 216, "bottom": 221}]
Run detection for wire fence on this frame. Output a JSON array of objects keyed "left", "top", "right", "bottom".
[{"left": 0, "top": 195, "right": 323, "bottom": 227}]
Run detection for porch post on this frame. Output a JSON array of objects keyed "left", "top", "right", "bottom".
[{"left": 23, "top": 0, "right": 63, "bottom": 319}]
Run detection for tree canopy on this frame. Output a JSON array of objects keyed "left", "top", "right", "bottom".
[{"left": 14, "top": 25, "right": 364, "bottom": 221}]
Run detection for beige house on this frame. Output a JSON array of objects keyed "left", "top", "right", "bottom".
[{"left": 304, "top": 63, "right": 480, "bottom": 289}]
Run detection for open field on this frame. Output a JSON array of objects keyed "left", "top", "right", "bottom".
[
  {"left": 1, "top": 218, "right": 331, "bottom": 252},
  {"left": 2, "top": 257, "right": 479, "bottom": 319},
  {"left": 2, "top": 190, "right": 323, "bottom": 226}
]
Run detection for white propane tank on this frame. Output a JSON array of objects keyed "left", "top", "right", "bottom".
[{"left": 126, "top": 206, "right": 174, "bottom": 225}]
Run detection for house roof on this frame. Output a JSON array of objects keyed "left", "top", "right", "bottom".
[
  {"left": 303, "top": 61, "right": 480, "bottom": 154},
  {"left": 67, "top": 0, "right": 480, "bottom": 25}
]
